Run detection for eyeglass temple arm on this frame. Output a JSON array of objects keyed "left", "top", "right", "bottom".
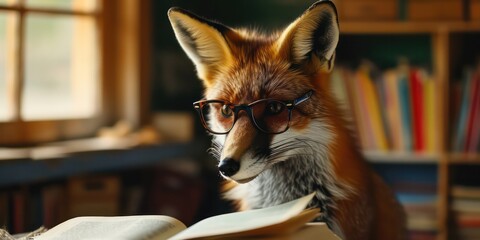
[{"left": 293, "top": 90, "right": 313, "bottom": 106}]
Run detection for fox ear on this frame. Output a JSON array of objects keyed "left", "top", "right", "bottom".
[
  {"left": 168, "top": 8, "right": 233, "bottom": 87},
  {"left": 277, "top": 1, "right": 339, "bottom": 73}
]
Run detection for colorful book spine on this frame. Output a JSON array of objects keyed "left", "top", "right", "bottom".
[
  {"left": 359, "top": 68, "right": 388, "bottom": 151},
  {"left": 330, "top": 63, "right": 440, "bottom": 154},
  {"left": 355, "top": 70, "right": 375, "bottom": 150},
  {"left": 465, "top": 72, "right": 480, "bottom": 153},
  {"left": 384, "top": 70, "right": 404, "bottom": 151},
  {"left": 375, "top": 73, "right": 393, "bottom": 150},
  {"left": 468, "top": 75, "right": 480, "bottom": 152},
  {"left": 423, "top": 76, "right": 437, "bottom": 153},
  {"left": 410, "top": 68, "right": 425, "bottom": 152},
  {"left": 398, "top": 69, "right": 413, "bottom": 151},
  {"left": 453, "top": 69, "right": 473, "bottom": 152},
  {"left": 343, "top": 69, "right": 367, "bottom": 149},
  {"left": 363, "top": 69, "right": 388, "bottom": 151}
]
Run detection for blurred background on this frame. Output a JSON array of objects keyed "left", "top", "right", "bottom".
[{"left": 0, "top": 0, "right": 479, "bottom": 240}]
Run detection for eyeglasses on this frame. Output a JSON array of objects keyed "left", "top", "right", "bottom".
[{"left": 193, "top": 90, "right": 313, "bottom": 134}]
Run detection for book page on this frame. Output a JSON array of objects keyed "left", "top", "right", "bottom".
[
  {"left": 232, "top": 223, "right": 341, "bottom": 240},
  {"left": 170, "top": 193, "right": 315, "bottom": 240},
  {"left": 209, "top": 208, "right": 320, "bottom": 239},
  {"left": 34, "top": 215, "right": 186, "bottom": 240}
]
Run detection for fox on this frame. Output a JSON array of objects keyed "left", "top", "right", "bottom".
[{"left": 168, "top": 1, "right": 405, "bottom": 239}]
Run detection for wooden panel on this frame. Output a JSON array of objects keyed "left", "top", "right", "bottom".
[
  {"left": 337, "top": 0, "right": 398, "bottom": 21},
  {"left": 472, "top": 0, "right": 480, "bottom": 20},
  {"left": 438, "top": 158, "right": 450, "bottom": 240},
  {"left": 408, "top": 0, "right": 463, "bottom": 21},
  {"left": 340, "top": 21, "right": 480, "bottom": 34},
  {"left": 433, "top": 30, "right": 450, "bottom": 240}
]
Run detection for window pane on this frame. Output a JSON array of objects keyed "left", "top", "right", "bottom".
[
  {"left": 22, "top": 14, "right": 99, "bottom": 120},
  {"left": 26, "top": 0, "right": 97, "bottom": 12},
  {"left": 0, "top": 12, "right": 17, "bottom": 122},
  {"left": 0, "top": 0, "right": 17, "bottom": 6}
]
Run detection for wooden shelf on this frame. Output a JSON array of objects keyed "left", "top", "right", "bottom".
[
  {"left": 0, "top": 140, "right": 206, "bottom": 188},
  {"left": 340, "top": 21, "right": 480, "bottom": 34},
  {"left": 448, "top": 153, "right": 480, "bottom": 164},
  {"left": 363, "top": 151, "right": 440, "bottom": 164}
]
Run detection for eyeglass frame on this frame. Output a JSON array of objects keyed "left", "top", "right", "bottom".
[{"left": 193, "top": 90, "right": 313, "bottom": 134}]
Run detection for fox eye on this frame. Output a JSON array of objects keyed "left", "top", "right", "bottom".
[
  {"left": 221, "top": 104, "right": 233, "bottom": 117},
  {"left": 265, "top": 102, "right": 285, "bottom": 115}
]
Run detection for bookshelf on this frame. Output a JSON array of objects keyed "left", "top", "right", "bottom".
[
  {"left": 0, "top": 0, "right": 478, "bottom": 238},
  {"left": 337, "top": 20, "right": 480, "bottom": 240},
  {"left": 0, "top": 140, "right": 211, "bottom": 233}
]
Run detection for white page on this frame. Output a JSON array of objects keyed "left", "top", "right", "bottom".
[
  {"left": 34, "top": 215, "right": 186, "bottom": 240},
  {"left": 170, "top": 193, "right": 315, "bottom": 240},
  {"left": 232, "top": 223, "right": 341, "bottom": 240}
]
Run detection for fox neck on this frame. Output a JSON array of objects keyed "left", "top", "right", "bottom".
[{"left": 223, "top": 120, "right": 353, "bottom": 239}]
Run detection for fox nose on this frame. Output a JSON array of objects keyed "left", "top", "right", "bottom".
[{"left": 218, "top": 158, "right": 240, "bottom": 177}]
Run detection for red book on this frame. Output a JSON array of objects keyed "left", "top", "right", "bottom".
[
  {"left": 410, "top": 69, "right": 425, "bottom": 152},
  {"left": 456, "top": 211, "right": 480, "bottom": 228}
]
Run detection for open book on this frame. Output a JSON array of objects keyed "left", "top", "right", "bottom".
[{"left": 33, "top": 193, "right": 341, "bottom": 240}]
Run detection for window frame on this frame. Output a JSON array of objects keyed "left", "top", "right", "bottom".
[{"left": 0, "top": 0, "right": 149, "bottom": 146}]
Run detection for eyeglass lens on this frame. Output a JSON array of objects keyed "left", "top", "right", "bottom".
[{"left": 200, "top": 100, "right": 290, "bottom": 134}]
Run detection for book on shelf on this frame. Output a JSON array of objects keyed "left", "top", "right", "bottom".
[
  {"left": 29, "top": 193, "right": 341, "bottom": 240},
  {"left": 458, "top": 228, "right": 480, "bottom": 240},
  {"left": 452, "top": 185, "right": 480, "bottom": 199},
  {"left": 12, "top": 189, "right": 27, "bottom": 234},
  {"left": 374, "top": 164, "right": 438, "bottom": 236},
  {"left": 473, "top": 0, "right": 480, "bottom": 20},
  {"left": 455, "top": 212, "right": 480, "bottom": 228},
  {"left": 407, "top": 230, "right": 437, "bottom": 240},
  {"left": 331, "top": 62, "right": 438, "bottom": 154},
  {"left": 452, "top": 67, "right": 480, "bottom": 153},
  {"left": 451, "top": 185, "right": 480, "bottom": 201},
  {"left": 454, "top": 211, "right": 480, "bottom": 240},
  {"left": 452, "top": 199, "right": 480, "bottom": 214},
  {"left": 384, "top": 69, "right": 404, "bottom": 151},
  {"left": 42, "top": 184, "right": 67, "bottom": 229},
  {"left": 67, "top": 175, "right": 121, "bottom": 218},
  {"left": 351, "top": 67, "right": 374, "bottom": 149},
  {"left": 408, "top": 0, "right": 463, "bottom": 21},
  {"left": 144, "top": 167, "right": 204, "bottom": 226},
  {"left": 397, "top": 65, "right": 414, "bottom": 152},
  {"left": 410, "top": 68, "right": 425, "bottom": 152},
  {"left": 465, "top": 71, "right": 480, "bottom": 153},
  {"left": 453, "top": 69, "right": 472, "bottom": 152},
  {"left": 397, "top": 192, "right": 438, "bottom": 232},
  {"left": 359, "top": 65, "right": 389, "bottom": 151},
  {"left": 453, "top": 193, "right": 480, "bottom": 240},
  {"left": 451, "top": 184, "right": 480, "bottom": 240},
  {"left": 423, "top": 75, "right": 437, "bottom": 153}
]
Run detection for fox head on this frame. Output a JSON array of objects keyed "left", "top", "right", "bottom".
[{"left": 168, "top": 1, "right": 339, "bottom": 183}]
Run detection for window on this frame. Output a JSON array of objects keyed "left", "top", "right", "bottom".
[{"left": 0, "top": 0, "right": 103, "bottom": 145}]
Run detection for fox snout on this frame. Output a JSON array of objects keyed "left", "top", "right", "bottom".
[
  {"left": 218, "top": 158, "right": 239, "bottom": 177},
  {"left": 215, "top": 117, "right": 271, "bottom": 182}
]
